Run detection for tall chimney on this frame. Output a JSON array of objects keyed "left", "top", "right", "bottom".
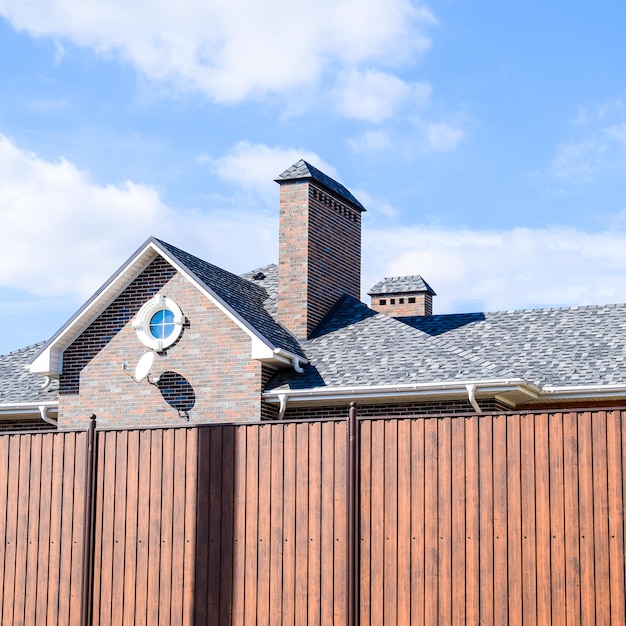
[{"left": 275, "top": 160, "right": 366, "bottom": 339}]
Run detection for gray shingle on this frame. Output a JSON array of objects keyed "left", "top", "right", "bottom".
[
  {"left": 0, "top": 343, "right": 59, "bottom": 404},
  {"left": 368, "top": 275, "right": 436, "bottom": 296}
]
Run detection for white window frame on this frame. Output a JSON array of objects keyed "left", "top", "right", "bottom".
[{"left": 132, "top": 294, "right": 185, "bottom": 351}]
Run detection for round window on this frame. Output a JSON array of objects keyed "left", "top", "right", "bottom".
[{"left": 132, "top": 295, "right": 184, "bottom": 351}]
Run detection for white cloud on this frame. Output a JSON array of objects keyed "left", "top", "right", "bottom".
[
  {"left": 424, "top": 120, "right": 466, "bottom": 152},
  {"left": 364, "top": 224, "right": 626, "bottom": 313},
  {"left": 0, "top": 0, "right": 435, "bottom": 103},
  {"left": 209, "top": 141, "right": 337, "bottom": 199},
  {"left": 0, "top": 135, "right": 277, "bottom": 300},
  {"left": 546, "top": 125, "right": 626, "bottom": 183},
  {"left": 332, "top": 69, "right": 431, "bottom": 123}
]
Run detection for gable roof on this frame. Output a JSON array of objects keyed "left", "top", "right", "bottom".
[{"left": 30, "top": 237, "right": 305, "bottom": 377}]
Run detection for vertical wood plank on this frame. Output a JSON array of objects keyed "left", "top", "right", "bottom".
[
  {"left": 479, "top": 416, "right": 494, "bottom": 626},
  {"left": 169, "top": 428, "right": 186, "bottom": 626},
  {"left": 359, "top": 420, "right": 372, "bottom": 626},
  {"left": 111, "top": 431, "right": 129, "bottom": 626},
  {"left": 294, "top": 423, "right": 309, "bottom": 626},
  {"left": 2, "top": 436, "right": 21, "bottom": 626},
  {"left": 534, "top": 413, "right": 551, "bottom": 626},
  {"left": 36, "top": 434, "right": 54, "bottom": 624},
  {"left": 208, "top": 427, "right": 224, "bottom": 624},
  {"left": 146, "top": 429, "right": 163, "bottom": 626},
  {"left": 437, "top": 417, "right": 452, "bottom": 626},
  {"left": 244, "top": 425, "right": 259, "bottom": 626},
  {"left": 424, "top": 418, "right": 439, "bottom": 626},
  {"left": 549, "top": 413, "right": 566, "bottom": 624},
  {"left": 320, "top": 421, "right": 335, "bottom": 626},
  {"left": 58, "top": 433, "right": 76, "bottom": 626},
  {"left": 281, "top": 423, "right": 296, "bottom": 626},
  {"left": 69, "top": 432, "right": 86, "bottom": 626},
  {"left": 411, "top": 418, "right": 426, "bottom": 626},
  {"left": 384, "top": 418, "right": 398, "bottom": 626},
  {"left": 13, "top": 434, "right": 32, "bottom": 626},
  {"left": 333, "top": 421, "right": 347, "bottom": 625},
  {"left": 465, "top": 416, "right": 480, "bottom": 625},
  {"left": 256, "top": 425, "right": 272, "bottom": 626},
  {"left": 91, "top": 431, "right": 105, "bottom": 626},
  {"left": 134, "top": 430, "right": 152, "bottom": 626},
  {"left": 0, "top": 435, "right": 9, "bottom": 617},
  {"left": 451, "top": 417, "right": 466, "bottom": 626},
  {"left": 563, "top": 412, "right": 581, "bottom": 626},
  {"left": 183, "top": 428, "right": 198, "bottom": 626},
  {"left": 506, "top": 413, "right": 522, "bottom": 626},
  {"left": 24, "top": 433, "right": 43, "bottom": 626},
  {"left": 268, "top": 424, "right": 284, "bottom": 623},
  {"left": 219, "top": 426, "right": 235, "bottom": 626},
  {"left": 577, "top": 412, "right": 595, "bottom": 625},
  {"left": 520, "top": 414, "right": 537, "bottom": 626},
  {"left": 194, "top": 428, "right": 210, "bottom": 626},
  {"left": 492, "top": 415, "right": 508, "bottom": 626},
  {"left": 307, "top": 421, "right": 322, "bottom": 626},
  {"left": 123, "top": 430, "right": 140, "bottom": 626},
  {"left": 231, "top": 426, "right": 247, "bottom": 626},
  {"left": 605, "top": 410, "right": 625, "bottom": 626},
  {"left": 97, "top": 432, "right": 116, "bottom": 626},
  {"left": 159, "top": 429, "right": 175, "bottom": 625},
  {"left": 396, "top": 418, "right": 412, "bottom": 626},
  {"left": 47, "top": 434, "right": 65, "bottom": 626},
  {"left": 369, "top": 419, "right": 385, "bottom": 626},
  {"left": 591, "top": 411, "right": 610, "bottom": 624}
]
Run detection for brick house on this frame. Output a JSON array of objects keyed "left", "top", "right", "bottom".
[{"left": 4, "top": 159, "right": 626, "bottom": 429}]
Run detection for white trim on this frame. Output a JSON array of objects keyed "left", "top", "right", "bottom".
[{"left": 132, "top": 294, "right": 184, "bottom": 351}]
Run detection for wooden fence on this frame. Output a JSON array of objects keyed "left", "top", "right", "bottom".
[{"left": 0, "top": 409, "right": 624, "bottom": 624}]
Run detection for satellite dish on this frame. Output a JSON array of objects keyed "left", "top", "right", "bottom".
[{"left": 134, "top": 351, "right": 155, "bottom": 383}]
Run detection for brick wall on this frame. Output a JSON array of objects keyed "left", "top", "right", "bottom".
[
  {"left": 59, "top": 257, "right": 265, "bottom": 429},
  {"left": 278, "top": 181, "right": 362, "bottom": 339},
  {"left": 370, "top": 293, "right": 433, "bottom": 317},
  {"left": 283, "top": 397, "right": 510, "bottom": 420}
]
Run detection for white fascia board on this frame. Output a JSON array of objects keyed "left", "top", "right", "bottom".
[{"left": 263, "top": 378, "right": 540, "bottom": 404}]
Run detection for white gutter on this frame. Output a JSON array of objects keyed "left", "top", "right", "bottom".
[
  {"left": 264, "top": 378, "right": 541, "bottom": 405},
  {"left": 541, "top": 383, "right": 626, "bottom": 400}
]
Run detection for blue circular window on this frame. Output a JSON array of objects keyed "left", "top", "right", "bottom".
[{"left": 149, "top": 309, "right": 176, "bottom": 339}]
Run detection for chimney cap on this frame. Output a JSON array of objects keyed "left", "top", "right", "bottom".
[
  {"left": 368, "top": 275, "right": 436, "bottom": 296},
  {"left": 275, "top": 159, "right": 366, "bottom": 212}
]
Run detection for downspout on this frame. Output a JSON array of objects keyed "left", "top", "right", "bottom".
[
  {"left": 278, "top": 393, "right": 289, "bottom": 419},
  {"left": 465, "top": 384, "right": 482, "bottom": 413},
  {"left": 273, "top": 348, "right": 306, "bottom": 373},
  {"left": 39, "top": 404, "right": 59, "bottom": 427}
]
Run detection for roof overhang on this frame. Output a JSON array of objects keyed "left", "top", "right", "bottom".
[
  {"left": 0, "top": 401, "right": 58, "bottom": 417},
  {"left": 264, "top": 378, "right": 542, "bottom": 409},
  {"left": 30, "top": 238, "right": 305, "bottom": 377}
]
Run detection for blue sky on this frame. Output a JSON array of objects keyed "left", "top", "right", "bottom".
[{"left": 1, "top": 0, "right": 626, "bottom": 355}]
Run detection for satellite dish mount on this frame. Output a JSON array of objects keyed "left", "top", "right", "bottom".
[{"left": 123, "top": 351, "right": 160, "bottom": 385}]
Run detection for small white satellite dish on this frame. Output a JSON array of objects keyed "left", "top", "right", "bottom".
[{"left": 134, "top": 351, "right": 155, "bottom": 383}]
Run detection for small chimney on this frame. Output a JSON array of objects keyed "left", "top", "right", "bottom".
[
  {"left": 276, "top": 160, "right": 366, "bottom": 339},
  {"left": 368, "top": 276, "right": 436, "bottom": 317}
]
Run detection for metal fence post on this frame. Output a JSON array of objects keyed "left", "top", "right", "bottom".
[
  {"left": 81, "top": 415, "right": 97, "bottom": 626},
  {"left": 347, "top": 402, "right": 360, "bottom": 626}
]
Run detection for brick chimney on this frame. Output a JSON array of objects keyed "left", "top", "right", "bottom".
[
  {"left": 368, "top": 276, "right": 436, "bottom": 317},
  {"left": 275, "top": 160, "right": 366, "bottom": 339}
]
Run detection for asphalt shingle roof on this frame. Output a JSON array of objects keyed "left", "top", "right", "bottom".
[
  {"left": 156, "top": 240, "right": 305, "bottom": 358},
  {"left": 0, "top": 343, "right": 59, "bottom": 404},
  {"left": 368, "top": 275, "right": 436, "bottom": 296}
]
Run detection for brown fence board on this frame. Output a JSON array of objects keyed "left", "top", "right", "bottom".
[{"left": 0, "top": 409, "right": 625, "bottom": 625}]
